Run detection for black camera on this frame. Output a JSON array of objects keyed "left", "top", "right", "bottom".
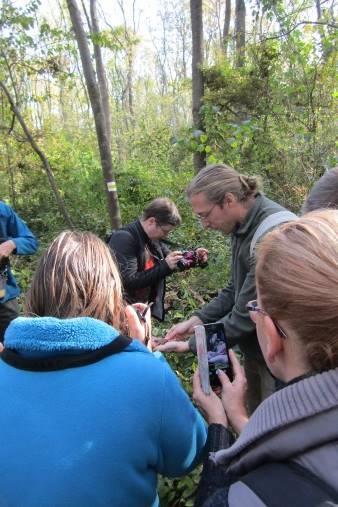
[
  {"left": 177, "top": 250, "right": 208, "bottom": 272},
  {"left": 0, "top": 242, "right": 9, "bottom": 299},
  {"left": 0, "top": 239, "right": 10, "bottom": 274}
]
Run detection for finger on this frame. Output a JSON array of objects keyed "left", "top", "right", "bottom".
[
  {"left": 229, "top": 349, "right": 245, "bottom": 380},
  {"left": 125, "top": 305, "right": 143, "bottom": 339},
  {"left": 155, "top": 342, "right": 178, "bottom": 353},
  {"left": 164, "top": 328, "right": 176, "bottom": 341},
  {"left": 192, "top": 369, "right": 203, "bottom": 402},
  {"left": 132, "top": 303, "right": 148, "bottom": 313},
  {"left": 216, "top": 368, "right": 232, "bottom": 389}
]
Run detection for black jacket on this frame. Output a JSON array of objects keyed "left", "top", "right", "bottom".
[{"left": 108, "top": 220, "right": 173, "bottom": 320}]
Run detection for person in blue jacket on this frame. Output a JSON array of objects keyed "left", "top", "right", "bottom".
[
  {"left": 0, "top": 201, "right": 38, "bottom": 341},
  {"left": 0, "top": 230, "right": 207, "bottom": 507}
]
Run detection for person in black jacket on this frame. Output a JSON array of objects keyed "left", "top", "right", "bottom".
[{"left": 109, "top": 198, "right": 187, "bottom": 321}]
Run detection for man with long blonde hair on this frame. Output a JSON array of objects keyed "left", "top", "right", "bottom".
[{"left": 159, "top": 164, "right": 295, "bottom": 412}]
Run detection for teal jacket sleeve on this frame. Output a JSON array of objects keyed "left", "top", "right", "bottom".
[
  {"left": 4, "top": 204, "right": 38, "bottom": 255},
  {"left": 156, "top": 362, "right": 207, "bottom": 477}
]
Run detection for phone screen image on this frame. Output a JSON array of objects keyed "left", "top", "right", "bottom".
[{"left": 204, "top": 323, "right": 232, "bottom": 388}]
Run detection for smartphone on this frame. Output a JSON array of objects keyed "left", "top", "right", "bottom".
[
  {"left": 204, "top": 323, "right": 232, "bottom": 389},
  {"left": 195, "top": 323, "right": 232, "bottom": 394}
]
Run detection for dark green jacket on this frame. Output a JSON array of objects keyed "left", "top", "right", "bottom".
[{"left": 190, "top": 193, "right": 290, "bottom": 358}]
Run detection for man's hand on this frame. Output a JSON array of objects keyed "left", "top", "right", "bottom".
[
  {"left": 217, "top": 349, "right": 248, "bottom": 434},
  {"left": 192, "top": 369, "right": 228, "bottom": 426},
  {"left": 164, "top": 316, "right": 203, "bottom": 341},
  {"left": 152, "top": 339, "right": 190, "bottom": 353},
  {"left": 0, "top": 240, "right": 16, "bottom": 260},
  {"left": 165, "top": 251, "right": 183, "bottom": 270}
]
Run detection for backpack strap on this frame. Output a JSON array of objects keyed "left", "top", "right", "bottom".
[
  {"left": 250, "top": 211, "right": 297, "bottom": 257},
  {"left": 240, "top": 462, "right": 338, "bottom": 507},
  {"left": 1, "top": 335, "right": 132, "bottom": 372}
]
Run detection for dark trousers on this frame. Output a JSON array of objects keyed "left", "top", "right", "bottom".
[
  {"left": 0, "top": 298, "right": 19, "bottom": 343},
  {"left": 244, "top": 355, "right": 276, "bottom": 414}
]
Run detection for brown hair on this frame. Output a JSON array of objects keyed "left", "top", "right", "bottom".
[
  {"left": 302, "top": 167, "right": 338, "bottom": 214},
  {"left": 256, "top": 210, "right": 338, "bottom": 372},
  {"left": 141, "top": 197, "right": 181, "bottom": 226},
  {"left": 26, "top": 231, "right": 125, "bottom": 330},
  {"left": 186, "top": 164, "right": 261, "bottom": 204}
]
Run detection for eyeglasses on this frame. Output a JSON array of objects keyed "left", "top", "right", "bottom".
[
  {"left": 157, "top": 223, "right": 173, "bottom": 236},
  {"left": 246, "top": 300, "right": 287, "bottom": 339},
  {"left": 195, "top": 204, "right": 217, "bottom": 221}
]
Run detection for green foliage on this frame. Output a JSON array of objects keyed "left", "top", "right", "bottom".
[
  {"left": 0, "top": 1, "right": 337, "bottom": 504},
  {"left": 185, "top": 38, "right": 337, "bottom": 211},
  {"left": 91, "top": 27, "right": 140, "bottom": 51}
]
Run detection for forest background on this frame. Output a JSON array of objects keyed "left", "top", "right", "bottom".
[{"left": 0, "top": 0, "right": 336, "bottom": 504}]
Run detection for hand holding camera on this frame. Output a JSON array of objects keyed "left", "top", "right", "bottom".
[
  {"left": 176, "top": 247, "right": 209, "bottom": 271},
  {"left": 0, "top": 240, "right": 12, "bottom": 300},
  {"left": 0, "top": 239, "right": 16, "bottom": 260},
  {"left": 164, "top": 251, "right": 183, "bottom": 270}
]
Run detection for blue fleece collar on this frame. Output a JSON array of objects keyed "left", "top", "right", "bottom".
[{"left": 4, "top": 316, "right": 121, "bottom": 352}]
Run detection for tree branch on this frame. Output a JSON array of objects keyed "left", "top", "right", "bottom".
[{"left": 0, "top": 81, "right": 74, "bottom": 228}]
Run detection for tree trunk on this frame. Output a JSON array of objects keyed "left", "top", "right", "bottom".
[
  {"left": 190, "top": 0, "right": 205, "bottom": 172},
  {"left": 223, "top": 0, "right": 231, "bottom": 56},
  {"left": 235, "top": 0, "right": 246, "bottom": 67},
  {"left": 67, "top": 0, "right": 122, "bottom": 229},
  {"left": 0, "top": 81, "right": 74, "bottom": 229},
  {"left": 90, "top": 0, "right": 112, "bottom": 151}
]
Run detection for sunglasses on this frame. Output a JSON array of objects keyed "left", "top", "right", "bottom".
[{"left": 246, "top": 300, "right": 287, "bottom": 339}]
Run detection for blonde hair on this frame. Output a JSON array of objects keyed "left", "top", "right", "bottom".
[
  {"left": 256, "top": 210, "right": 338, "bottom": 372},
  {"left": 26, "top": 231, "right": 125, "bottom": 330},
  {"left": 186, "top": 164, "right": 261, "bottom": 204}
]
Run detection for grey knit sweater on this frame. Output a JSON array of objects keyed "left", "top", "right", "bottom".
[{"left": 198, "top": 368, "right": 338, "bottom": 506}]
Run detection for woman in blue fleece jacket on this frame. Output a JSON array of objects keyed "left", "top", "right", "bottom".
[{"left": 0, "top": 231, "right": 206, "bottom": 507}]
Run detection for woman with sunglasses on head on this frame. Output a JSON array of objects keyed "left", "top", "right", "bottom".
[
  {"left": 192, "top": 210, "right": 338, "bottom": 506},
  {"left": 0, "top": 231, "right": 207, "bottom": 507}
]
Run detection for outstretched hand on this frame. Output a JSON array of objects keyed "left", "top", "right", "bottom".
[
  {"left": 152, "top": 339, "right": 190, "bottom": 353},
  {"left": 164, "top": 316, "right": 203, "bottom": 342}
]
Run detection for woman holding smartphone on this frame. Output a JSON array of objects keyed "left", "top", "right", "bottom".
[
  {"left": 0, "top": 231, "right": 206, "bottom": 507},
  {"left": 192, "top": 210, "right": 338, "bottom": 506}
]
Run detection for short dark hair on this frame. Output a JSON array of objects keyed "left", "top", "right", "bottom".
[
  {"left": 302, "top": 167, "right": 338, "bottom": 214},
  {"left": 141, "top": 198, "right": 181, "bottom": 226}
]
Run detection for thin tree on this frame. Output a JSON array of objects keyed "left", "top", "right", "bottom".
[
  {"left": 0, "top": 81, "right": 74, "bottom": 228},
  {"left": 67, "top": 0, "right": 122, "bottom": 229},
  {"left": 223, "top": 0, "right": 231, "bottom": 56},
  {"left": 190, "top": 0, "right": 205, "bottom": 172},
  {"left": 90, "top": 0, "right": 112, "bottom": 151},
  {"left": 235, "top": 0, "right": 246, "bottom": 67}
]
